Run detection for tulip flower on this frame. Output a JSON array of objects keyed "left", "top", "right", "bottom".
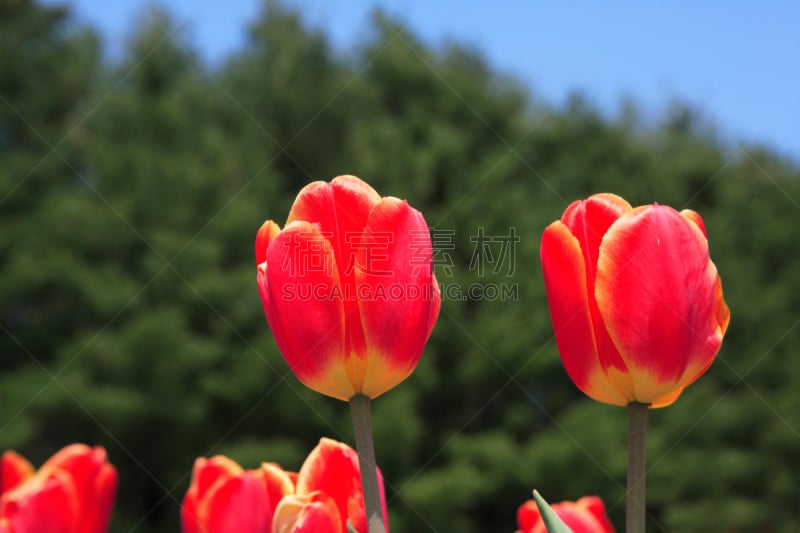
[
  {"left": 181, "top": 438, "right": 388, "bottom": 533},
  {"left": 255, "top": 174, "right": 440, "bottom": 402},
  {"left": 181, "top": 456, "right": 294, "bottom": 533},
  {"left": 256, "top": 175, "right": 438, "bottom": 533},
  {"left": 540, "top": 193, "right": 730, "bottom": 533},
  {"left": 291, "top": 438, "right": 388, "bottom": 533},
  {"left": 517, "top": 496, "right": 615, "bottom": 533},
  {"left": 0, "top": 444, "right": 117, "bottom": 533},
  {"left": 540, "top": 193, "right": 730, "bottom": 407}
]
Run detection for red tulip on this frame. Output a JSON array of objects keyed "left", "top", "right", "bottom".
[
  {"left": 291, "top": 438, "right": 388, "bottom": 533},
  {"left": 540, "top": 194, "right": 730, "bottom": 407},
  {"left": 517, "top": 496, "right": 616, "bottom": 533},
  {"left": 181, "top": 456, "right": 294, "bottom": 533},
  {"left": 255, "top": 175, "right": 440, "bottom": 401},
  {"left": 182, "top": 438, "right": 387, "bottom": 533},
  {"left": 0, "top": 444, "right": 117, "bottom": 533}
]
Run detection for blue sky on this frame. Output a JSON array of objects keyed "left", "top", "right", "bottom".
[{"left": 53, "top": 0, "right": 799, "bottom": 161}]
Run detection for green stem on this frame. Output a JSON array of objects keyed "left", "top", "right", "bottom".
[
  {"left": 349, "top": 394, "right": 386, "bottom": 533},
  {"left": 626, "top": 401, "right": 649, "bottom": 533}
]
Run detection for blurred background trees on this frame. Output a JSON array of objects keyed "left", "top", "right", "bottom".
[{"left": 1, "top": 1, "right": 798, "bottom": 531}]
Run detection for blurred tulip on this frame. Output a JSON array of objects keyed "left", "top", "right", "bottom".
[
  {"left": 0, "top": 444, "right": 117, "bottom": 533},
  {"left": 181, "top": 456, "right": 293, "bottom": 533},
  {"left": 256, "top": 175, "right": 440, "bottom": 401},
  {"left": 540, "top": 193, "right": 730, "bottom": 407},
  {"left": 182, "top": 438, "right": 387, "bottom": 533},
  {"left": 517, "top": 496, "right": 615, "bottom": 533},
  {"left": 292, "top": 438, "right": 387, "bottom": 533}
]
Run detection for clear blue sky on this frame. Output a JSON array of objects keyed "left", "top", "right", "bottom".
[{"left": 53, "top": 0, "right": 799, "bottom": 161}]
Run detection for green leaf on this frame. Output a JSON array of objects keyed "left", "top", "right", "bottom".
[
  {"left": 347, "top": 520, "right": 358, "bottom": 533},
  {"left": 532, "top": 490, "right": 574, "bottom": 533}
]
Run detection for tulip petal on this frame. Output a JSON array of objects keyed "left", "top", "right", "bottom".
[
  {"left": 262, "top": 221, "right": 354, "bottom": 399},
  {"left": 296, "top": 438, "right": 363, "bottom": 533},
  {"left": 200, "top": 473, "right": 271, "bottom": 533},
  {"left": 680, "top": 209, "right": 706, "bottom": 237},
  {"left": 285, "top": 176, "right": 381, "bottom": 293},
  {"left": 556, "top": 507, "right": 607, "bottom": 533},
  {"left": 287, "top": 176, "right": 381, "bottom": 241},
  {"left": 516, "top": 496, "right": 615, "bottom": 533},
  {"left": 257, "top": 463, "right": 296, "bottom": 520},
  {"left": 562, "top": 195, "right": 635, "bottom": 389},
  {"left": 182, "top": 456, "right": 244, "bottom": 533},
  {"left": 354, "top": 197, "right": 440, "bottom": 399},
  {"left": 561, "top": 194, "right": 632, "bottom": 283},
  {"left": 552, "top": 195, "right": 637, "bottom": 403},
  {"left": 181, "top": 491, "right": 200, "bottom": 533},
  {"left": 194, "top": 456, "right": 244, "bottom": 502},
  {"left": 86, "top": 460, "right": 116, "bottom": 533},
  {"left": 38, "top": 444, "right": 116, "bottom": 533},
  {"left": 0, "top": 470, "right": 78, "bottom": 533},
  {"left": 0, "top": 452, "right": 34, "bottom": 495},
  {"left": 517, "top": 499, "right": 544, "bottom": 533},
  {"left": 596, "top": 204, "right": 728, "bottom": 404},
  {"left": 571, "top": 496, "right": 615, "bottom": 533},
  {"left": 426, "top": 274, "right": 441, "bottom": 341},
  {"left": 296, "top": 438, "right": 387, "bottom": 533},
  {"left": 273, "top": 492, "right": 343, "bottom": 533},
  {"left": 256, "top": 220, "right": 282, "bottom": 266},
  {"left": 286, "top": 176, "right": 382, "bottom": 364},
  {"left": 540, "top": 221, "right": 629, "bottom": 405}
]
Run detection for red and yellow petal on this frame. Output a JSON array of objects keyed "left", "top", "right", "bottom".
[
  {"left": 257, "top": 463, "right": 295, "bottom": 519},
  {"left": 569, "top": 497, "right": 615, "bottom": 533},
  {"left": 354, "top": 197, "right": 440, "bottom": 399},
  {"left": 287, "top": 176, "right": 380, "bottom": 229},
  {"left": 0, "top": 469, "right": 78, "bottom": 533},
  {"left": 295, "top": 438, "right": 387, "bottom": 533},
  {"left": 36, "top": 444, "right": 116, "bottom": 533},
  {"left": 190, "top": 456, "right": 243, "bottom": 504},
  {"left": 560, "top": 194, "right": 631, "bottom": 283},
  {"left": 262, "top": 221, "right": 354, "bottom": 399},
  {"left": 596, "top": 204, "right": 726, "bottom": 404},
  {"left": 272, "top": 492, "right": 342, "bottom": 533},
  {"left": 295, "top": 439, "right": 362, "bottom": 533},
  {"left": 286, "top": 176, "right": 382, "bottom": 363},
  {"left": 180, "top": 491, "right": 201, "bottom": 533},
  {"left": 0, "top": 452, "right": 34, "bottom": 495},
  {"left": 562, "top": 195, "right": 635, "bottom": 399},
  {"left": 679, "top": 209, "right": 706, "bottom": 237},
  {"left": 540, "top": 221, "right": 628, "bottom": 406},
  {"left": 287, "top": 176, "right": 381, "bottom": 276},
  {"left": 182, "top": 456, "right": 245, "bottom": 533},
  {"left": 256, "top": 220, "right": 282, "bottom": 266},
  {"left": 84, "top": 457, "right": 116, "bottom": 533},
  {"left": 198, "top": 473, "right": 271, "bottom": 533}
]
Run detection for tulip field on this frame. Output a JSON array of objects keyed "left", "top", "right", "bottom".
[{"left": 1, "top": 2, "right": 798, "bottom": 532}]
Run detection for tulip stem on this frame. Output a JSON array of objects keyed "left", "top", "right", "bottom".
[
  {"left": 349, "top": 393, "right": 386, "bottom": 533},
  {"left": 626, "top": 401, "right": 649, "bottom": 533}
]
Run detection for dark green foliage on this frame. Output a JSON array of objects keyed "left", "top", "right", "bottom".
[{"left": 0, "top": 1, "right": 798, "bottom": 532}]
